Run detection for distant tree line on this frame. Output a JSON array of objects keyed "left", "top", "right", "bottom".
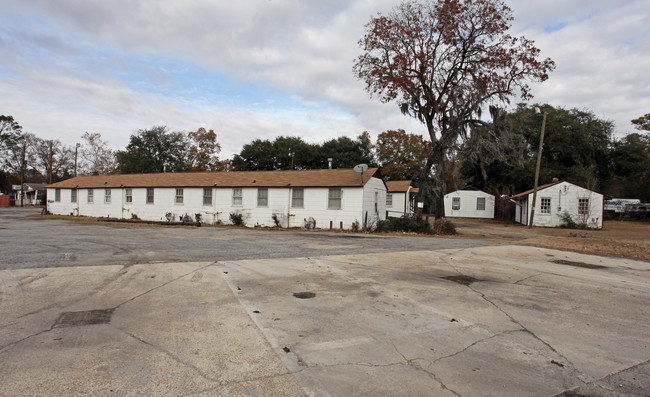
[{"left": 2, "top": 108, "right": 649, "bottom": 202}]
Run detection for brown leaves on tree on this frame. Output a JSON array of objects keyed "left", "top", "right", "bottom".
[{"left": 353, "top": 0, "right": 554, "bottom": 217}]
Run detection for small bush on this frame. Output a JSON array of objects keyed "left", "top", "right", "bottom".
[
  {"left": 272, "top": 214, "right": 281, "bottom": 227},
  {"left": 376, "top": 216, "right": 456, "bottom": 235},
  {"left": 195, "top": 213, "right": 202, "bottom": 223},
  {"left": 559, "top": 212, "right": 586, "bottom": 229},
  {"left": 432, "top": 219, "right": 456, "bottom": 235},
  {"left": 131, "top": 213, "right": 140, "bottom": 220},
  {"left": 229, "top": 212, "right": 244, "bottom": 226},
  {"left": 376, "top": 216, "right": 431, "bottom": 234},
  {"left": 351, "top": 220, "right": 360, "bottom": 231}
]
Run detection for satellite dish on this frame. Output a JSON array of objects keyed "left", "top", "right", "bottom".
[
  {"left": 353, "top": 164, "right": 368, "bottom": 184},
  {"left": 353, "top": 164, "right": 368, "bottom": 173}
]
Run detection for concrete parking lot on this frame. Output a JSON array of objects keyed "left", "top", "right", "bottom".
[{"left": 1, "top": 208, "right": 649, "bottom": 396}]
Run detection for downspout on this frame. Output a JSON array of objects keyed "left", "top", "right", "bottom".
[
  {"left": 287, "top": 184, "right": 291, "bottom": 228},
  {"left": 213, "top": 184, "right": 217, "bottom": 224},
  {"left": 121, "top": 185, "right": 124, "bottom": 219}
]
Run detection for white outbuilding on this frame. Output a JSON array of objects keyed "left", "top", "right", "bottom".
[
  {"left": 443, "top": 187, "right": 495, "bottom": 219},
  {"left": 46, "top": 168, "right": 387, "bottom": 229},
  {"left": 385, "top": 180, "right": 418, "bottom": 217},
  {"left": 510, "top": 181, "right": 604, "bottom": 229}
]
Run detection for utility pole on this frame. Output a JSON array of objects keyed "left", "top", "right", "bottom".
[
  {"left": 74, "top": 143, "right": 80, "bottom": 176},
  {"left": 48, "top": 140, "right": 53, "bottom": 184},
  {"left": 20, "top": 142, "right": 26, "bottom": 208},
  {"left": 529, "top": 110, "right": 547, "bottom": 228}
]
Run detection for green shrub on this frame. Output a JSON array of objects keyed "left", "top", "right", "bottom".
[
  {"left": 376, "top": 216, "right": 432, "bottom": 234},
  {"left": 195, "top": 213, "right": 202, "bottom": 223},
  {"left": 559, "top": 212, "right": 586, "bottom": 229},
  {"left": 229, "top": 212, "right": 244, "bottom": 226},
  {"left": 376, "top": 216, "right": 457, "bottom": 235}
]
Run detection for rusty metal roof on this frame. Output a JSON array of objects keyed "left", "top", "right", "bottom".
[{"left": 47, "top": 168, "right": 381, "bottom": 189}]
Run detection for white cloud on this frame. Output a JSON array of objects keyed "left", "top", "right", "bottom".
[{"left": 1, "top": 0, "right": 648, "bottom": 161}]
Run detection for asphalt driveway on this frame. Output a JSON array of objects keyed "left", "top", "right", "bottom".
[{"left": 0, "top": 208, "right": 648, "bottom": 396}]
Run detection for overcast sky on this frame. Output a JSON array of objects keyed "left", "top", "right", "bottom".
[{"left": 1, "top": 0, "right": 648, "bottom": 158}]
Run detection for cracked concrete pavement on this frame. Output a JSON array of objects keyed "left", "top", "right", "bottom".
[{"left": 1, "top": 243, "right": 649, "bottom": 396}]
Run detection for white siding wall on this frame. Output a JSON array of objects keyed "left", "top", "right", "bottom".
[
  {"left": 444, "top": 190, "right": 495, "bottom": 219},
  {"left": 361, "top": 177, "right": 387, "bottom": 227},
  {"left": 386, "top": 188, "right": 414, "bottom": 217},
  {"left": 387, "top": 192, "right": 406, "bottom": 217},
  {"left": 523, "top": 182, "right": 603, "bottom": 228},
  {"left": 46, "top": 177, "right": 388, "bottom": 230}
]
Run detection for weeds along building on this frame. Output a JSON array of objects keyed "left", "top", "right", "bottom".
[{"left": 46, "top": 168, "right": 387, "bottom": 229}]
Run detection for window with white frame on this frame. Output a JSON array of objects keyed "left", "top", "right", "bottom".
[
  {"left": 476, "top": 197, "right": 485, "bottom": 211},
  {"left": 55, "top": 188, "right": 61, "bottom": 202},
  {"left": 104, "top": 188, "right": 111, "bottom": 203},
  {"left": 386, "top": 193, "right": 393, "bottom": 208},
  {"left": 540, "top": 197, "right": 551, "bottom": 214},
  {"left": 146, "top": 188, "right": 154, "bottom": 204},
  {"left": 87, "top": 189, "right": 94, "bottom": 203},
  {"left": 203, "top": 188, "right": 212, "bottom": 206},
  {"left": 452, "top": 197, "right": 460, "bottom": 210},
  {"left": 578, "top": 198, "right": 589, "bottom": 215},
  {"left": 328, "top": 188, "right": 342, "bottom": 210},
  {"left": 257, "top": 188, "right": 268, "bottom": 207},
  {"left": 292, "top": 188, "right": 304, "bottom": 208},
  {"left": 232, "top": 188, "right": 242, "bottom": 206},
  {"left": 175, "top": 188, "right": 184, "bottom": 204},
  {"left": 71, "top": 189, "right": 77, "bottom": 203},
  {"left": 125, "top": 188, "right": 132, "bottom": 203}
]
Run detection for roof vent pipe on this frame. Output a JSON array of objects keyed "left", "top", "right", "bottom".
[{"left": 328, "top": 158, "right": 333, "bottom": 170}]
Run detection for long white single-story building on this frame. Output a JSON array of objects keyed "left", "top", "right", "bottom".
[
  {"left": 46, "top": 168, "right": 387, "bottom": 229},
  {"left": 444, "top": 187, "right": 495, "bottom": 219},
  {"left": 510, "top": 181, "right": 604, "bottom": 229},
  {"left": 385, "top": 180, "right": 418, "bottom": 217}
]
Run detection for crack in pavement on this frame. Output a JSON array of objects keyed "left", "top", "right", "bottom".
[
  {"left": 390, "top": 341, "right": 463, "bottom": 397},
  {"left": 437, "top": 254, "right": 591, "bottom": 389},
  {"left": 553, "top": 358, "right": 650, "bottom": 397},
  {"left": 112, "top": 261, "right": 219, "bottom": 311},
  {"left": 113, "top": 326, "right": 220, "bottom": 384}
]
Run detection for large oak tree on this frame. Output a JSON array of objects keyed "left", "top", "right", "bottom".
[{"left": 354, "top": 0, "right": 554, "bottom": 217}]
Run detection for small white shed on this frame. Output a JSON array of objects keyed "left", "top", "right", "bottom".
[
  {"left": 385, "top": 180, "right": 418, "bottom": 217},
  {"left": 511, "top": 181, "right": 604, "bottom": 229},
  {"left": 444, "top": 187, "right": 495, "bottom": 219}
]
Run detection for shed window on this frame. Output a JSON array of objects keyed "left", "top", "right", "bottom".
[
  {"left": 540, "top": 197, "right": 551, "bottom": 214},
  {"left": 175, "top": 188, "right": 184, "bottom": 204},
  {"left": 328, "top": 188, "right": 342, "bottom": 210},
  {"left": 104, "top": 189, "right": 111, "bottom": 204},
  {"left": 386, "top": 193, "right": 393, "bottom": 208},
  {"left": 125, "top": 188, "right": 132, "bottom": 203},
  {"left": 452, "top": 197, "right": 460, "bottom": 210},
  {"left": 578, "top": 198, "right": 589, "bottom": 215},
  {"left": 292, "top": 188, "right": 304, "bottom": 208},
  {"left": 203, "top": 188, "right": 212, "bottom": 206},
  {"left": 232, "top": 188, "right": 242, "bottom": 206},
  {"left": 55, "top": 188, "right": 61, "bottom": 202},
  {"left": 257, "top": 188, "right": 268, "bottom": 207},
  {"left": 71, "top": 189, "right": 77, "bottom": 203},
  {"left": 87, "top": 189, "right": 94, "bottom": 203},
  {"left": 476, "top": 197, "right": 485, "bottom": 211},
  {"left": 146, "top": 188, "right": 154, "bottom": 204}
]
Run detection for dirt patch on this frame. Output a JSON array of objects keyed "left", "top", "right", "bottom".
[
  {"left": 442, "top": 275, "right": 481, "bottom": 286},
  {"left": 293, "top": 292, "right": 316, "bottom": 299},
  {"left": 451, "top": 219, "right": 650, "bottom": 262},
  {"left": 551, "top": 259, "right": 606, "bottom": 269}
]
